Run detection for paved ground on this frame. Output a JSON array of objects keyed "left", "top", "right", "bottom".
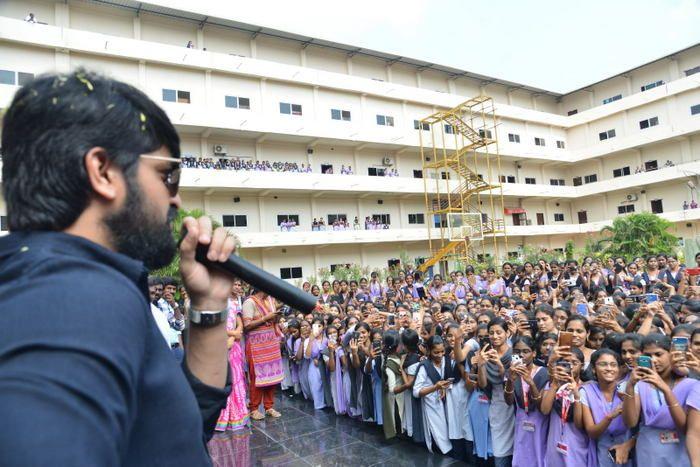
[{"left": 207, "top": 390, "right": 470, "bottom": 466}]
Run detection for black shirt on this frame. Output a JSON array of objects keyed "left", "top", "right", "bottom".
[{"left": 0, "top": 232, "right": 229, "bottom": 466}]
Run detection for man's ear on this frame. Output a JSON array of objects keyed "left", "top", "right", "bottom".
[{"left": 83, "top": 147, "right": 122, "bottom": 201}]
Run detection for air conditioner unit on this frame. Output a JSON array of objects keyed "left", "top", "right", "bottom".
[
  {"left": 213, "top": 144, "right": 228, "bottom": 155},
  {"left": 382, "top": 157, "right": 393, "bottom": 166},
  {"left": 626, "top": 194, "right": 638, "bottom": 202}
]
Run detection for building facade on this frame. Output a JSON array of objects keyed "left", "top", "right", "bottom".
[{"left": 1, "top": 0, "right": 699, "bottom": 280}]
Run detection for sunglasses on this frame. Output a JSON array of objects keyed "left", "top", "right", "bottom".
[{"left": 140, "top": 154, "right": 181, "bottom": 197}]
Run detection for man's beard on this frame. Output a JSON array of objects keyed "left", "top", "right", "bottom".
[{"left": 104, "top": 176, "right": 178, "bottom": 270}]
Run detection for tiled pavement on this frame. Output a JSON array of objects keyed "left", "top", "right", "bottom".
[{"left": 207, "top": 391, "right": 471, "bottom": 466}]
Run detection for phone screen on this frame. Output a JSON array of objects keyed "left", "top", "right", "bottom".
[
  {"left": 672, "top": 337, "right": 689, "bottom": 352},
  {"left": 558, "top": 331, "right": 574, "bottom": 347},
  {"left": 637, "top": 355, "right": 653, "bottom": 369},
  {"left": 576, "top": 303, "right": 588, "bottom": 317}
]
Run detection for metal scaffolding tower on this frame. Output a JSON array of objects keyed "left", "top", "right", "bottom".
[{"left": 418, "top": 95, "right": 507, "bottom": 274}]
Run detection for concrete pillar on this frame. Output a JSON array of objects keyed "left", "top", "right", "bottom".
[
  {"left": 360, "top": 93, "right": 367, "bottom": 123},
  {"left": 55, "top": 2, "right": 69, "bottom": 27},
  {"left": 196, "top": 28, "right": 204, "bottom": 49},
  {"left": 506, "top": 89, "right": 513, "bottom": 105},
  {"left": 447, "top": 78, "right": 456, "bottom": 95},
  {"left": 669, "top": 58, "right": 680, "bottom": 81},
  {"left": 254, "top": 143, "right": 262, "bottom": 162},
  {"left": 312, "top": 247, "right": 319, "bottom": 275},
  {"left": 623, "top": 75, "right": 633, "bottom": 96},
  {"left": 587, "top": 90, "right": 595, "bottom": 108},
  {"left": 133, "top": 16, "right": 141, "bottom": 40},
  {"left": 203, "top": 194, "right": 211, "bottom": 213},
  {"left": 199, "top": 135, "right": 208, "bottom": 157},
  {"left": 386, "top": 65, "right": 393, "bottom": 83},
  {"left": 398, "top": 200, "right": 406, "bottom": 228},
  {"left": 204, "top": 70, "right": 212, "bottom": 107},
  {"left": 346, "top": 56, "right": 353, "bottom": 75},
  {"left": 539, "top": 163, "right": 546, "bottom": 185},
  {"left": 259, "top": 78, "right": 266, "bottom": 115},
  {"left": 640, "top": 190, "right": 648, "bottom": 212},
  {"left": 416, "top": 72, "right": 422, "bottom": 88},
  {"left": 401, "top": 101, "right": 408, "bottom": 128},
  {"left": 353, "top": 149, "right": 360, "bottom": 173},
  {"left": 356, "top": 198, "right": 362, "bottom": 223},
  {"left": 138, "top": 60, "right": 146, "bottom": 89},
  {"left": 250, "top": 37, "right": 257, "bottom": 58},
  {"left": 300, "top": 48, "right": 307, "bottom": 67},
  {"left": 531, "top": 94, "right": 539, "bottom": 111},
  {"left": 601, "top": 194, "right": 609, "bottom": 220},
  {"left": 543, "top": 200, "right": 550, "bottom": 224},
  {"left": 258, "top": 198, "right": 265, "bottom": 231},
  {"left": 596, "top": 158, "right": 604, "bottom": 180},
  {"left": 679, "top": 136, "right": 692, "bottom": 163}
]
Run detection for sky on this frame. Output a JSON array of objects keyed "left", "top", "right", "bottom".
[{"left": 155, "top": 0, "right": 700, "bottom": 93}]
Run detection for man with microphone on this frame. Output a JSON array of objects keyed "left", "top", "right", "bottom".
[{"left": 0, "top": 70, "right": 235, "bottom": 465}]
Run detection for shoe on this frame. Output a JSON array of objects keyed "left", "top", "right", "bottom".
[
  {"left": 249, "top": 410, "right": 265, "bottom": 421},
  {"left": 265, "top": 408, "right": 282, "bottom": 418}
]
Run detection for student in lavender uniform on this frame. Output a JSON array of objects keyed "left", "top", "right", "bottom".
[
  {"left": 413, "top": 335, "right": 453, "bottom": 455},
  {"left": 305, "top": 318, "right": 328, "bottom": 410},
  {"left": 622, "top": 333, "right": 699, "bottom": 467},
  {"left": 505, "top": 336, "right": 549, "bottom": 467},
  {"left": 400, "top": 329, "right": 425, "bottom": 445},
  {"left": 285, "top": 320, "right": 302, "bottom": 395},
  {"left": 323, "top": 325, "right": 347, "bottom": 415},
  {"left": 467, "top": 324, "right": 494, "bottom": 461},
  {"left": 477, "top": 318, "right": 515, "bottom": 467},
  {"left": 579, "top": 349, "right": 634, "bottom": 467},
  {"left": 443, "top": 322, "right": 471, "bottom": 461},
  {"left": 297, "top": 320, "right": 313, "bottom": 400},
  {"left": 541, "top": 346, "right": 596, "bottom": 467}
]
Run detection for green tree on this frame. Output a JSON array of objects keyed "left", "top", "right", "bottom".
[
  {"left": 596, "top": 212, "right": 679, "bottom": 258},
  {"left": 151, "top": 208, "right": 222, "bottom": 279}
]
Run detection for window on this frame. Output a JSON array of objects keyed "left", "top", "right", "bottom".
[
  {"left": 17, "top": 72, "right": 34, "bottom": 86},
  {"left": 387, "top": 258, "right": 401, "bottom": 269},
  {"left": 554, "top": 213, "right": 565, "bottom": 222},
  {"left": 686, "top": 65, "right": 700, "bottom": 77},
  {"left": 224, "top": 95, "right": 250, "bottom": 109},
  {"left": 479, "top": 129, "right": 493, "bottom": 139},
  {"left": 534, "top": 137, "right": 546, "bottom": 146},
  {"left": 500, "top": 175, "right": 517, "bottom": 184},
  {"left": 599, "top": 129, "right": 616, "bottom": 141},
  {"left": 573, "top": 176, "right": 582, "bottom": 186},
  {"left": 617, "top": 205, "right": 635, "bottom": 214},
  {"left": 550, "top": 179, "right": 565, "bottom": 186},
  {"left": 327, "top": 214, "right": 348, "bottom": 224},
  {"left": 613, "top": 166, "right": 631, "bottom": 178},
  {"left": 651, "top": 199, "right": 663, "bottom": 214},
  {"left": 507, "top": 251, "right": 519, "bottom": 259},
  {"left": 567, "top": 109, "right": 578, "bottom": 116},
  {"left": 177, "top": 90, "right": 190, "bottom": 103},
  {"left": 280, "top": 267, "right": 303, "bottom": 280},
  {"left": 330, "top": 263, "right": 352, "bottom": 274},
  {"left": 0, "top": 69, "right": 15, "bottom": 85},
  {"left": 222, "top": 214, "right": 248, "bottom": 227},
  {"left": 372, "top": 214, "right": 391, "bottom": 225},
  {"left": 321, "top": 163, "right": 333, "bottom": 174},
  {"left": 691, "top": 104, "right": 700, "bottom": 116},
  {"left": 641, "top": 80, "right": 664, "bottom": 92},
  {"left": 331, "top": 109, "right": 351, "bottom": 121},
  {"left": 508, "top": 133, "right": 520, "bottom": 143},
  {"left": 602, "top": 94, "right": 622, "bottom": 105},
  {"left": 644, "top": 160, "right": 658, "bottom": 171},
  {"left": 0, "top": 215, "right": 7, "bottom": 231},
  {"left": 413, "top": 120, "right": 430, "bottom": 131},
  {"left": 441, "top": 172, "right": 451, "bottom": 180},
  {"left": 162, "top": 88, "right": 176, "bottom": 102},
  {"left": 639, "top": 117, "right": 659, "bottom": 129},
  {"left": 584, "top": 174, "right": 598, "bottom": 184},
  {"left": 525, "top": 177, "right": 536, "bottom": 185},
  {"left": 277, "top": 214, "right": 300, "bottom": 225},
  {"left": 408, "top": 213, "right": 425, "bottom": 224},
  {"left": 444, "top": 124, "right": 455, "bottom": 134},
  {"left": 556, "top": 140, "right": 565, "bottom": 149},
  {"left": 376, "top": 114, "right": 394, "bottom": 126},
  {"left": 413, "top": 170, "right": 423, "bottom": 178},
  {"left": 280, "top": 102, "right": 302, "bottom": 116},
  {"left": 367, "top": 167, "right": 386, "bottom": 176}
]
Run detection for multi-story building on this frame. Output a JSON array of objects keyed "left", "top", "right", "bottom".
[{"left": 1, "top": 0, "right": 699, "bottom": 280}]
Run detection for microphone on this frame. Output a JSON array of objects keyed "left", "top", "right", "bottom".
[{"left": 189, "top": 241, "right": 318, "bottom": 313}]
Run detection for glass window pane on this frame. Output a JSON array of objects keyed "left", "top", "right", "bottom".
[
  {"left": 177, "top": 91, "right": 190, "bottom": 103},
  {"left": 386, "top": 116, "right": 394, "bottom": 126},
  {"left": 331, "top": 109, "right": 341, "bottom": 120},
  {"left": 341, "top": 110, "right": 351, "bottom": 121},
  {"left": 238, "top": 97, "right": 250, "bottom": 109},
  {"left": 280, "top": 268, "right": 291, "bottom": 280},
  {"left": 162, "top": 88, "right": 176, "bottom": 102},
  {"left": 234, "top": 215, "right": 247, "bottom": 227},
  {"left": 376, "top": 115, "right": 385, "bottom": 125},
  {"left": 17, "top": 72, "right": 34, "bottom": 86},
  {"left": 291, "top": 267, "right": 302, "bottom": 278},
  {"left": 291, "top": 104, "right": 302, "bottom": 115},
  {"left": 279, "top": 102, "right": 291, "bottom": 114},
  {"left": 650, "top": 116, "right": 658, "bottom": 126},
  {"left": 225, "top": 96, "right": 238, "bottom": 108},
  {"left": 0, "top": 70, "right": 15, "bottom": 85}
]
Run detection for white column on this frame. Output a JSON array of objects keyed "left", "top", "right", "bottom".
[
  {"left": 346, "top": 56, "right": 353, "bottom": 75},
  {"left": 203, "top": 194, "right": 211, "bottom": 213},
  {"left": 196, "top": 28, "right": 204, "bottom": 49},
  {"left": 312, "top": 246, "right": 319, "bottom": 274},
  {"left": 55, "top": 2, "right": 69, "bottom": 27},
  {"left": 679, "top": 137, "right": 692, "bottom": 163},
  {"left": 587, "top": 90, "right": 595, "bottom": 108},
  {"left": 199, "top": 135, "right": 208, "bottom": 157},
  {"left": 353, "top": 149, "right": 360, "bottom": 173},
  {"left": 204, "top": 70, "right": 212, "bottom": 108},
  {"left": 300, "top": 48, "right": 307, "bottom": 67},
  {"left": 259, "top": 78, "right": 267, "bottom": 116},
  {"left": 258, "top": 198, "right": 265, "bottom": 231},
  {"left": 601, "top": 194, "right": 609, "bottom": 219},
  {"left": 312, "top": 86, "right": 319, "bottom": 121},
  {"left": 531, "top": 94, "right": 538, "bottom": 111},
  {"left": 416, "top": 72, "right": 422, "bottom": 88},
  {"left": 506, "top": 89, "right": 513, "bottom": 105},
  {"left": 386, "top": 65, "right": 393, "bottom": 83},
  {"left": 133, "top": 16, "right": 141, "bottom": 40},
  {"left": 360, "top": 245, "right": 368, "bottom": 266},
  {"left": 596, "top": 158, "right": 604, "bottom": 180},
  {"left": 250, "top": 37, "right": 257, "bottom": 58},
  {"left": 138, "top": 60, "right": 146, "bottom": 89},
  {"left": 543, "top": 200, "right": 550, "bottom": 224},
  {"left": 447, "top": 78, "right": 456, "bottom": 95},
  {"left": 398, "top": 200, "right": 406, "bottom": 228},
  {"left": 640, "top": 190, "right": 648, "bottom": 211},
  {"left": 254, "top": 143, "right": 263, "bottom": 162},
  {"left": 668, "top": 58, "right": 680, "bottom": 81},
  {"left": 539, "top": 163, "right": 546, "bottom": 185},
  {"left": 356, "top": 198, "right": 362, "bottom": 222},
  {"left": 360, "top": 94, "right": 367, "bottom": 124},
  {"left": 623, "top": 75, "right": 633, "bottom": 96}
]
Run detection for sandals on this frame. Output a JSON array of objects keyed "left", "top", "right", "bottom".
[
  {"left": 265, "top": 408, "right": 282, "bottom": 418},
  {"left": 249, "top": 410, "right": 265, "bottom": 421}
]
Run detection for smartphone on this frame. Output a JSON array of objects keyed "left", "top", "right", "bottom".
[
  {"left": 521, "top": 292, "right": 530, "bottom": 300},
  {"left": 387, "top": 314, "right": 396, "bottom": 326},
  {"left": 604, "top": 296, "right": 614, "bottom": 305},
  {"left": 556, "top": 360, "right": 572, "bottom": 374},
  {"left": 372, "top": 340, "right": 382, "bottom": 352},
  {"left": 353, "top": 331, "right": 360, "bottom": 340},
  {"left": 628, "top": 295, "right": 644, "bottom": 303},
  {"left": 506, "top": 309, "right": 518, "bottom": 318},
  {"left": 645, "top": 293, "right": 659, "bottom": 303},
  {"left": 528, "top": 319, "right": 538, "bottom": 330},
  {"left": 608, "top": 448, "right": 617, "bottom": 463},
  {"left": 576, "top": 303, "right": 589, "bottom": 317},
  {"left": 637, "top": 355, "right": 653, "bottom": 369},
  {"left": 550, "top": 279, "right": 558, "bottom": 288},
  {"left": 672, "top": 336, "right": 690, "bottom": 352},
  {"left": 558, "top": 331, "right": 574, "bottom": 348},
  {"left": 312, "top": 323, "right": 322, "bottom": 336},
  {"left": 511, "top": 354, "right": 523, "bottom": 366},
  {"left": 565, "top": 278, "right": 577, "bottom": 287}
]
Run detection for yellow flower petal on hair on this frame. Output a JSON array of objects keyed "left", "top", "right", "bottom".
[{"left": 139, "top": 112, "right": 147, "bottom": 123}]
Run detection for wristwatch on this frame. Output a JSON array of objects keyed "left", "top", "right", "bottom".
[{"left": 189, "top": 307, "right": 228, "bottom": 327}]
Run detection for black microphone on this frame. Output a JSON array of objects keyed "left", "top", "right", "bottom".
[{"left": 190, "top": 241, "right": 318, "bottom": 313}]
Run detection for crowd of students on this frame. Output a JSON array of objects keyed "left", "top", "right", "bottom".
[{"left": 203, "top": 252, "right": 700, "bottom": 466}]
